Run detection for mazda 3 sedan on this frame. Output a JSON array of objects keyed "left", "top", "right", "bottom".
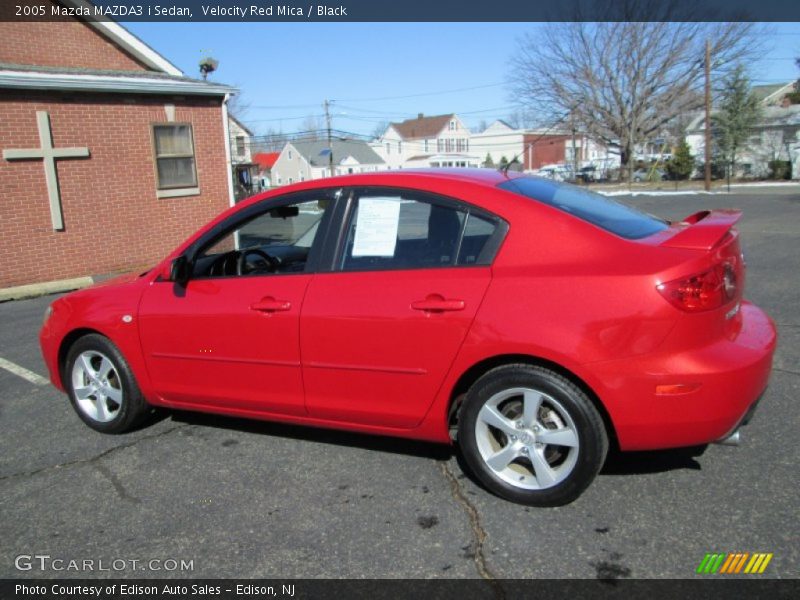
[{"left": 40, "top": 169, "right": 776, "bottom": 505}]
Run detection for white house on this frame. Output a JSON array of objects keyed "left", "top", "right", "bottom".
[
  {"left": 228, "top": 115, "right": 258, "bottom": 199},
  {"left": 470, "top": 120, "right": 525, "bottom": 166},
  {"left": 685, "top": 82, "right": 800, "bottom": 179},
  {"left": 271, "top": 138, "right": 385, "bottom": 186},
  {"left": 371, "top": 113, "right": 480, "bottom": 169}
]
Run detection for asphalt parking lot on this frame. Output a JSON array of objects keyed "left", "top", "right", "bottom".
[{"left": 1, "top": 187, "right": 798, "bottom": 582}]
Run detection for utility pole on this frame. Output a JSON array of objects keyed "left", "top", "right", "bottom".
[
  {"left": 571, "top": 119, "right": 578, "bottom": 183},
  {"left": 704, "top": 40, "right": 712, "bottom": 192},
  {"left": 323, "top": 99, "right": 334, "bottom": 178}
]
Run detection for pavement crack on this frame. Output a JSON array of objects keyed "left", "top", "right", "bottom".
[
  {"left": 774, "top": 367, "right": 800, "bottom": 378},
  {"left": 94, "top": 462, "right": 141, "bottom": 504},
  {"left": 0, "top": 424, "right": 188, "bottom": 483},
  {"left": 437, "top": 461, "right": 504, "bottom": 597}
]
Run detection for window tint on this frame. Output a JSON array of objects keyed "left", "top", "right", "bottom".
[
  {"left": 498, "top": 177, "right": 668, "bottom": 240},
  {"left": 458, "top": 213, "right": 497, "bottom": 265},
  {"left": 196, "top": 198, "right": 328, "bottom": 277},
  {"left": 340, "top": 192, "right": 499, "bottom": 271}
]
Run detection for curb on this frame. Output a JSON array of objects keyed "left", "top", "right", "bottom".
[{"left": 0, "top": 276, "right": 95, "bottom": 303}]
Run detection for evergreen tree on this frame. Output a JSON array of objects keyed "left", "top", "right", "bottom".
[
  {"left": 666, "top": 138, "right": 694, "bottom": 180},
  {"left": 712, "top": 65, "right": 762, "bottom": 183},
  {"left": 484, "top": 153, "right": 495, "bottom": 168}
]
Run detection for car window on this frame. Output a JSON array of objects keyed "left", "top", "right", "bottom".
[
  {"left": 339, "top": 192, "right": 499, "bottom": 271},
  {"left": 458, "top": 212, "right": 497, "bottom": 265},
  {"left": 498, "top": 176, "right": 668, "bottom": 240},
  {"left": 195, "top": 198, "right": 329, "bottom": 277}
]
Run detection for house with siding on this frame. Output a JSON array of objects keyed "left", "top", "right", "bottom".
[
  {"left": 271, "top": 139, "right": 385, "bottom": 186},
  {"left": 685, "top": 82, "right": 800, "bottom": 179},
  {"left": 0, "top": 0, "right": 236, "bottom": 289},
  {"left": 371, "top": 113, "right": 480, "bottom": 169},
  {"left": 229, "top": 114, "right": 259, "bottom": 200}
]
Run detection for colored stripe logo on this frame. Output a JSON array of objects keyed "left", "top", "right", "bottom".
[{"left": 696, "top": 553, "right": 773, "bottom": 574}]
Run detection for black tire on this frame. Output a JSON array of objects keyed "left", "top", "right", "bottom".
[
  {"left": 458, "top": 364, "right": 608, "bottom": 506},
  {"left": 65, "top": 333, "right": 150, "bottom": 434}
]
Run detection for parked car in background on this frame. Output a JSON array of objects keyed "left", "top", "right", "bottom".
[
  {"left": 40, "top": 170, "right": 776, "bottom": 506},
  {"left": 535, "top": 164, "right": 571, "bottom": 182},
  {"left": 633, "top": 167, "right": 668, "bottom": 182},
  {"left": 577, "top": 166, "right": 597, "bottom": 183}
]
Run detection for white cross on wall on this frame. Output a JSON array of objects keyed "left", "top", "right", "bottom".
[{"left": 3, "top": 111, "right": 90, "bottom": 230}]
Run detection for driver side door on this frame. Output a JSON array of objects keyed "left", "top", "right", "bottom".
[{"left": 138, "top": 191, "right": 336, "bottom": 416}]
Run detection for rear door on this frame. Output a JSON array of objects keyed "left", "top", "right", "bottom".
[{"left": 300, "top": 187, "right": 507, "bottom": 428}]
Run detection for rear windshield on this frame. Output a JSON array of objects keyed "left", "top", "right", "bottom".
[{"left": 498, "top": 177, "right": 668, "bottom": 240}]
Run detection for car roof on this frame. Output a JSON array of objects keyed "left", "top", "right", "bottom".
[{"left": 276, "top": 168, "right": 519, "bottom": 193}]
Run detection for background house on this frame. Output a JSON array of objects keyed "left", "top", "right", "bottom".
[
  {"left": 685, "top": 82, "right": 800, "bottom": 179},
  {"left": 271, "top": 139, "right": 385, "bottom": 186},
  {"left": 371, "top": 113, "right": 480, "bottom": 169},
  {"left": 0, "top": 0, "right": 236, "bottom": 288},
  {"left": 229, "top": 114, "right": 258, "bottom": 200},
  {"left": 252, "top": 151, "right": 280, "bottom": 190},
  {"left": 470, "top": 120, "right": 525, "bottom": 166}
]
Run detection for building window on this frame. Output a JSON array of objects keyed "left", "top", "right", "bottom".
[
  {"left": 449, "top": 120, "right": 455, "bottom": 131},
  {"left": 398, "top": 141, "right": 402, "bottom": 153},
  {"left": 299, "top": 171, "right": 304, "bottom": 181},
  {"left": 236, "top": 136, "right": 245, "bottom": 156},
  {"left": 288, "top": 149, "right": 293, "bottom": 159},
  {"left": 424, "top": 140, "right": 429, "bottom": 152},
  {"left": 152, "top": 123, "right": 197, "bottom": 189},
  {"left": 386, "top": 143, "right": 391, "bottom": 155},
  {"left": 289, "top": 177, "right": 294, "bottom": 184},
  {"left": 437, "top": 139, "right": 443, "bottom": 152}
]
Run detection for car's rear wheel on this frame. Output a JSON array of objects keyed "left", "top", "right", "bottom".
[
  {"left": 65, "top": 334, "right": 149, "bottom": 433},
  {"left": 458, "top": 364, "right": 608, "bottom": 506}
]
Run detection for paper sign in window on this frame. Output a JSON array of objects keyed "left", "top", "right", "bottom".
[{"left": 352, "top": 197, "right": 401, "bottom": 257}]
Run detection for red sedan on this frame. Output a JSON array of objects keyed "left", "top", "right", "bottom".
[{"left": 40, "top": 170, "right": 776, "bottom": 505}]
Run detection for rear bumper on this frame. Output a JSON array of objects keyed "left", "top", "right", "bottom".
[{"left": 589, "top": 301, "right": 776, "bottom": 451}]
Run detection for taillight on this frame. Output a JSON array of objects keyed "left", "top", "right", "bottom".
[{"left": 657, "top": 263, "right": 737, "bottom": 312}]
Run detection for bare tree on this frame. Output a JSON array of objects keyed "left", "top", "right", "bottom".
[
  {"left": 509, "top": 13, "right": 765, "bottom": 178},
  {"left": 300, "top": 114, "right": 326, "bottom": 139},
  {"left": 371, "top": 120, "right": 390, "bottom": 140}
]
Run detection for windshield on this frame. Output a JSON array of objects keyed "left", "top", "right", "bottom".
[{"left": 498, "top": 177, "right": 668, "bottom": 240}]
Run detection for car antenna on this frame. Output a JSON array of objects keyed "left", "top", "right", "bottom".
[{"left": 499, "top": 107, "right": 577, "bottom": 177}]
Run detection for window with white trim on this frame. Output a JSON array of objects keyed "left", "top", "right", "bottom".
[{"left": 152, "top": 124, "right": 197, "bottom": 189}]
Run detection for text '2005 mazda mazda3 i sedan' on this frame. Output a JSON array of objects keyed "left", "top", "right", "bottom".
[{"left": 40, "top": 169, "right": 776, "bottom": 505}]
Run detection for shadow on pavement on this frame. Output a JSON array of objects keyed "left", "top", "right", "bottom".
[
  {"left": 600, "top": 445, "right": 707, "bottom": 475},
  {"left": 168, "top": 409, "right": 454, "bottom": 461}
]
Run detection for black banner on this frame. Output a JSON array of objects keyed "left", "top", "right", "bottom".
[
  {"left": 2, "top": 579, "right": 800, "bottom": 600},
  {"left": 3, "top": 0, "right": 800, "bottom": 22}
]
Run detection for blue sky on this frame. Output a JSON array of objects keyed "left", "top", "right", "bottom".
[{"left": 125, "top": 22, "right": 800, "bottom": 136}]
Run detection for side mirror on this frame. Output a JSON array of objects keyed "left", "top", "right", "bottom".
[{"left": 169, "top": 256, "right": 191, "bottom": 286}]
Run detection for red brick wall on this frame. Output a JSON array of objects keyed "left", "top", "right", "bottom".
[
  {"left": 0, "top": 8, "right": 150, "bottom": 72},
  {"left": 0, "top": 91, "right": 231, "bottom": 287},
  {"left": 523, "top": 134, "right": 569, "bottom": 170}
]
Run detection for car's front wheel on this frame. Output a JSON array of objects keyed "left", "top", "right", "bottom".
[
  {"left": 458, "top": 364, "right": 608, "bottom": 506},
  {"left": 65, "top": 334, "right": 149, "bottom": 433}
]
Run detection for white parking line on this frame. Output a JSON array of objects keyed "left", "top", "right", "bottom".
[{"left": 0, "top": 356, "right": 49, "bottom": 386}]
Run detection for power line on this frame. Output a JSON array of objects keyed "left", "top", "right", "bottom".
[{"left": 335, "top": 82, "right": 506, "bottom": 103}]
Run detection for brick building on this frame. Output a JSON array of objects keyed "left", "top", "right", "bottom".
[{"left": 0, "top": 3, "right": 236, "bottom": 288}]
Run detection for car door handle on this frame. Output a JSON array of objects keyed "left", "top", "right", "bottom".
[
  {"left": 411, "top": 295, "right": 465, "bottom": 313},
  {"left": 250, "top": 297, "right": 292, "bottom": 312}
]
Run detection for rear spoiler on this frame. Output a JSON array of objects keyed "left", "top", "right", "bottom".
[{"left": 661, "top": 209, "right": 742, "bottom": 250}]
